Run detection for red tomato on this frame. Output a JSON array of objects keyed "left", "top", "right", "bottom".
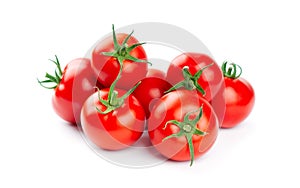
[
  {"left": 221, "top": 62, "right": 255, "bottom": 128},
  {"left": 146, "top": 68, "right": 166, "bottom": 79},
  {"left": 92, "top": 26, "right": 148, "bottom": 90},
  {"left": 133, "top": 77, "right": 172, "bottom": 118},
  {"left": 81, "top": 88, "right": 146, "bottom": 150},
  {"left": 222, "top": 77, "right": 255, "bottom": 128},
  {"left": 38, "top": 56, "right": 97, "bottom": 124},
  {"left": 166, "top": 53, "right": 223, "bottom": 101},
  {"left": 148, "top": 90, "right": 218, "bottom": 165}
]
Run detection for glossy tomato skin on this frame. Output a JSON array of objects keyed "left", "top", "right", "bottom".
[
  {"left": 209, "top": 80, "right": 226, "bottom": 126},
  {"left": 133, "top": 77, "right": 172, "bottom": 119},
  {"left": 52, "top": 58, "right": 97, "bottom": 124},
  {"left": 166, "top": 53, "right": 223, "bottom": 101},
  {"left": 81, "top": 88, "right": 146, "bottom": 150},
  {"left": 148, "top": 90, "right": 218, "bottom": 162},
  {"left": 92, "top": 33, "right": 148, "bottom": 90},
  {"left": 146, "top": 68, "right": 166, "bottom": 79},
  {"left": 222, "top": 77, "right": 255, "bottom": 128}
]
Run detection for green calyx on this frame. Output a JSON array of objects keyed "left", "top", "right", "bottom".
[
  {"left": 163, "top": 106, "right": 207, "bottom": 166},
  {"left": 102, "top": 24, "right": 151, "bottom": 66},
  {"left": 95, "top": 80, "right": 141, "bottom": 114},
  {"left": 165, "top": 63, "right": 213, "bottom": 96},
  {"left": 221, "top": 61, "right": 242, "bottom": 79},
  {"left": 37, "top": 55, "right": 63, "bottom": 89}
]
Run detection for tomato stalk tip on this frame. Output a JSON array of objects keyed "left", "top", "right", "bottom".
[{"left": 221, "top": 61, "right": 242, "bottom": 79}]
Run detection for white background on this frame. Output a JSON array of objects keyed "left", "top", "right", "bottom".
[{"left": 1, "top": 0, "right": 300, "bottom": 187}]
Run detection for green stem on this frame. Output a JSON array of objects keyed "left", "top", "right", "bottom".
[
  {"left": 37, "top": 55, "right": 63, "bottom": 89},
  {"left": 221, "top": 61, "right": 242, "bottom": 79}
]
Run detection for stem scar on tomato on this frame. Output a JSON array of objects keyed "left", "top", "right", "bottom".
[
  {"left": 163, "top": 106, "right": 207, "bottom": 166},
  {"left": 165, "top": 63, "right": 213, "bottom": 96}
]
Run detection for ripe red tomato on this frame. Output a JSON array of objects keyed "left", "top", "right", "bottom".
[
  {"left": 148, "top": 90, "right": 218, "bottom": 165},
  {"left": 146, "top": 68, "right": 166, "bottom": 79},
  {"left": 166, "top": 53, "right": 223, "bottom": 101},
  {"left": 133, "top": 77, "right": 172, "bottom": 119},
  {"left": 221, "top": 62, "right": 255, "bottom": 128},
  {"left": 81, "top": 88, "right": 146, "bottom": 150},
  {"left": 38, "top": 56, "right": 97, "bottom": 124},
  {"left": 92, "top": 26, "right": 149, "bottom": 90}
]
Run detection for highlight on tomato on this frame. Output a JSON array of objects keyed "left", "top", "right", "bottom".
[{"left": 146, "top": 68, "right": 166, "bottom": 79}]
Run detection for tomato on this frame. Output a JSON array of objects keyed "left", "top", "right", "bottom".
[
  {"left": 133, "top": 77, "right": 172, "bottom": 118},
  {"left": 148, "top": 90, "right": 218, "bottom": 165},
  {"left": 221, "top": 62, "right": 255, "bottom": 128},
  {"left": 146, "top": 68, "right": 166, "bottom": 79},
  {"left": 81, "top": 88, "right": 145, "bottom": 150},
  {"left": 92, "top": 25, "right": 149, "bottom": 90},
  {"left": 166, "top": 53, "right": 223, "bottom": 101},
  {"left": 38, "top": 56, "right": 97, "bottom": 124}
]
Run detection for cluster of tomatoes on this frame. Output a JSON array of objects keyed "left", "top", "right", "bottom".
[{"left": 38, "top": 25, "right": 255, "bottom": 166}]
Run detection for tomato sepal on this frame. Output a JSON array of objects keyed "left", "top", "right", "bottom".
[
  {"left": 95, "top": 81, "right": 142, "bottom": 114},
  {"left": 101, "top": 24, "right": 151, "bottom": 66},
  {"left": 165, "top": 63, "right": 213, "bottom": 96}
]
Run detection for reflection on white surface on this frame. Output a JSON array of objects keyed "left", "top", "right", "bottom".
[{"left": 84, "top": 131, "right": 167, "bottom": 168}]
